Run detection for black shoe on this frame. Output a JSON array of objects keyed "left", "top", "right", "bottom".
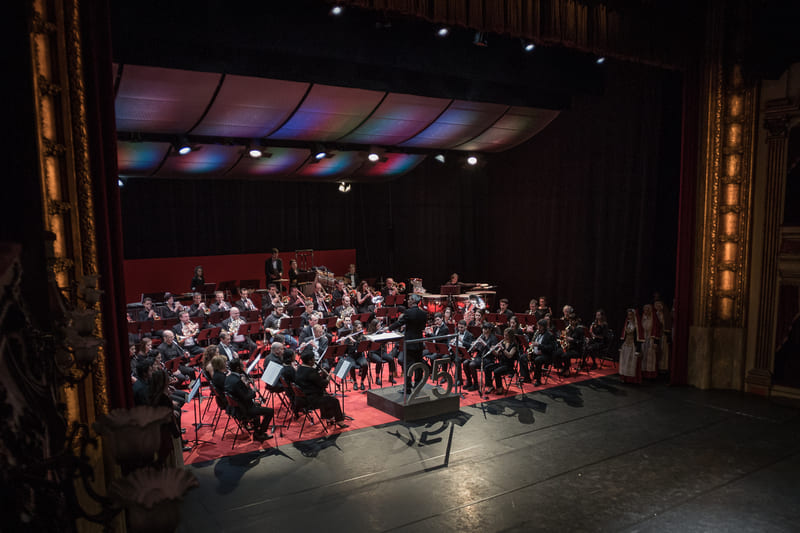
[
  {"left": 376, "top": 377, "right": 382, "bottom": 386},
  {"left": 388, "top": 376, "right": 396, "bottom": 384},
  {"left": 360, "top": 383, "right": 365, "bottom": 390},
  {"left": 180, "top": 428, "right": 186, "bottom": 434},
  {"left": 534, "top": 380, "right": 542, "bottom": 386}
]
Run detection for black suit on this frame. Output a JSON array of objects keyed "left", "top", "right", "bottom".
[
  {"left": 224, "top": 372, "right": 273, "bottom": 437},
  {"left": 301, "top": 335, "right": 331, "bottom": 371},
  {"left": 295, "top": 365, "right": 343, "bottom": 421},
  {"left": 265, "top": 257, "right": 283, "bottom": 284},
  {"left": 423, "top": 323, "right": 451, "bottom": 362},
  {"left": 530, "top": 330, "right": 557, "bottom": 383},
  {"left": 389, "top": 304, "right": 428, "bottom": 391}
]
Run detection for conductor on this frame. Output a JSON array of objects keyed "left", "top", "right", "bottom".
[{"left": 388, "top": 293, "right": 427, "bottom": 394}]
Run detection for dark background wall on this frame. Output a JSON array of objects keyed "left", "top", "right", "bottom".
[{"left": 120, "top": 61, "right": 681, "bottom": 330}]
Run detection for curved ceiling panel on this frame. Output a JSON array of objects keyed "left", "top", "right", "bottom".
[
  {"left": 399, "top": 100, "right": 509, "bottom": 149},
  {"left": 191, "top": 76, "right": 310, "bottom": 138},
  {"left": 225, "top": 147, "right": 310, "bottom": 178},
  {"left": 339, "top": 93, "right": 451, "bottom": 146},
  {"left": 115, "top": 65, "right": 221, "bottom": 133},
  {"left": 357, "top": 153, "right": 427, "bottom": 177},
  {"left": 268, "top": 84, "right": 385, "bottom": 141},
  {"left": 117, "top": 141, "right": 170, "bottom": 177},
  {"left": 296, "top": 152, "right": 364, "bottom": 178},
  {"left": 155, "top": 145, "right": 241, "bottom": 178},
  {"left": 454, "top": 107, "right": 560, "bottom": 152}
]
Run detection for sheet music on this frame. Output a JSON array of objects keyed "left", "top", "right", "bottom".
[
  {"left": 186, "top": 377, "right": 202, "bottom": 403},
  {"left": 335, "top": 358, "right": 353, "bottom": 380},
  {"left": 366, "top": 332, "right": 404, "bottom": 342},
  {"left": 261, "top": 361, "right": 283, "bottom": 387}
]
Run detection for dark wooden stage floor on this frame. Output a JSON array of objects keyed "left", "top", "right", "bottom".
[{"left": 178, "top": 376, "right": 800, "bottom": 532}]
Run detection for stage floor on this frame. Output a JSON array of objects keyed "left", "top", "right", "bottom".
[{"left": 177, "top": 376, "right": 800, "bottom": 532}]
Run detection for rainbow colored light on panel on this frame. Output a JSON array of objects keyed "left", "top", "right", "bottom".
[
  {"left": 227, "top": 148, "right": 309, "bottom": 177},
  {"left": 297, "top": 152, "right": 362, "bottom": 177},
  {"left": 117, "top": 141, "right": 170, "bottom": 176},
  {"left": 359, "top": 154, "right": 426, "bottom": 176},
  {"left": 400, "top": 105, "right": 506, "bottom": 149},
  {"left": 157, "top": 145, "right": 240, "bottom": 176},
  {"left": 455, "top": 108, "right": 559, "bottom": 152}
]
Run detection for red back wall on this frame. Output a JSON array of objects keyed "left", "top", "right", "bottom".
[{"left": 123, "top": 249, "right": 356, "bottom": 303}]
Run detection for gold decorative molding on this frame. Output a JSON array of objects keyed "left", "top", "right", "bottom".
[{"left": 47, "top": 199, "right": 72, "bottom": 216}]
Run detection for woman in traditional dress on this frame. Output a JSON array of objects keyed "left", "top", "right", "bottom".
[
  {"left": 640, "top": 304, "right": 662, "bottom": 379},
  {"left": 619, "top": 308, "right": 644, "bottom": 383}
]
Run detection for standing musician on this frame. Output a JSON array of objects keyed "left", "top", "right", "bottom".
[
  {"left": 173, "top": 311, "right": 204, "bottom": 355},
  {"left": 235, "top": 288, "right": 258, "bottom": 313},
  {"left": 366, "top": 318, "right": 397, "bottom": 386},
  {"left": 422, "top": 312, "right": 450, "bottom": 364},
  {"left": 295, "top": 350, "right": 349, "bottom": 428},
  {"left": 300, "top": 324, "right": 330, "bottom": 371},
  {"left": 388, "top": 293, "right": 427, "bottom": 394},
  {"left": 224, "top": 359, "right": 274, "bottom": 442},
  {"left": 188, "top": 292, "right": 209, "bottom": 318},
  {"left": 339, "top": 319, "right": 369, "bottom": 390},
  {"left": 344, "top": 263, "right": 359, "bottom": 289},
  {"left": 265, "top": 248, "right": 283, "bottom": 288},
  {"left": 463, "top": 323, "right": 498, "bottom": 392},
  {"left": 449, "top": 319, "right": 475, "bottom": 386},
  {"left": 221, "top": 307, "right": 256, "bottom": 357},
  {"left": 190, "top": 265, "right": 205, "bottom": 293},
  {"left": 210, "top": 291, "right": 232, "bottom": 313},
  {"left": 485, "top": 327, "right": 519, "bottom": 394},
  {"left": 287, "top": 259, "right": 301, "bottom": 289},
  {"left": 529, "top": 318, "right": 557, "bottom": 386}
]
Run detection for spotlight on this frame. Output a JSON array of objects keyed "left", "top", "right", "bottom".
[
  {"left": 117, "top": 179, "right": 124, "bottom": 187},
  {"left": 437, "top": 27, "right": 449, "bottom": 37},
  {"left": 177, "top": 137, "right": 192, "bottom": 155},
  {"left": 523, "top": 41, "right": 535, "bottom": 52},
  {"left": 596, "top": 56, "right": 606, "bottom": 64},
  {"left": 248, "top": 144, "right": 263, "bottom": 158},
  {"left": 434, "top": 154, "right": 446, "bottom": 164},
  {"left": 330, "top": 5, "right": 343, "bottom": 16},
  {"left": 368, "top": 152, "right": 380, "bottom": 162},
  {"left": 466, "top": 155, "right": 478, "bottom": 166},
  {"left": 338, "top": 181, "right": 351, "bottom": 193},
  {"left": 473, "top": 32, "right": 488, "bottom": 47},
  {"left": 315, "top": 151, "right": 327, "bottom": 160}
]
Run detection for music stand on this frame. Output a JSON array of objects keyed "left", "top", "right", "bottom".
[
  {"left": 239, "top": 279, "right": 260, "bottom": 291},
  {"left": 187, "top": 378, "right": 214, "bottom": 447},
  {"left": 320, "top": 316, "right": 338, "bottom": 330},
  {"left": 201, "top": 282, "right": 216, "bottom": 295},
  {"left": 332, "top": 352, "right": 354, "bottom": 420},
  {"left": 279, "top": 316, "right": 303, "bottom": 336},
  {"left": 516, "top": 314, "right": 537, "bottom": 327},
  {"left": 440, "top": 284, "right": 461, "bottom": 295},
  {"left": 261, "top": 361, "right": 289, "bottom": 436}
]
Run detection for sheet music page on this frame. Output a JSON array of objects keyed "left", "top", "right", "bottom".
[
  {"left": 261, "top": 361, "right": 283, "bottom": 386},
  {"left": 366, "top": 332, "right": 404, "bottom": 342}
]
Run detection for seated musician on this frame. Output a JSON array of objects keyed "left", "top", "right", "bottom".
[
  {"left": 334, "top": 295, "right": 356, "bottom": 326},
  {"left": 312, "top": 282, "right": 332, "bottom": 316},
  {"left": 463, "top": 323, "right": 498, "bottom": 391},
  {"left": 300, "top": 324, "right": 330, "bottom": 371},
  {"left": 261, "top": 283, "right": 281, "bottom": 315},
  {"left": 210, "top": 354, "right": 229, "bottom": 398},
  {"left": 159, "top": 292, "right": 183, "bottom": 320},
  {"left": 295, "top": 350, "right": 348, "bottom": 428},
  {"left": 132, "top": 357, "right": 154, "bottom": 405},
  {"left": 354, "top": 280, "right": 374, "bottom": 314},
  {"left": 561, "top": 313, "right": 584, "bottom": 377},
  {"left": 584, "top": 309, "right": 610, "bottom": 370},
  {"left": 497, "top": 298, "right": 514, "bottom": 318},
  {"left": 526, "top": 298, "right": 538, "bottom": 315},
  {"left": 157, "top": 330, "right": 195, "bottom": 383},
  {"left": 217, "top": 332, "right": 238, "bottom": 361},
  {"left": 225, "top": 359, "right": 274, "bottom": 442},
  {"left": 485, "top": 327, "right": 519, "bottom": 394},
  {"left": 209, "top": 290, "right": 232, "bottom": 313},
  {"left": 221, "top": 307, "right": 256, "bottom": 358},
  {"left": 300, "top": 300, "right": 316, "bottom": 327},
  {"left": 468, "top": 309, "right": 484, "bottom": 328},
  {"left": 529, "top": 319, "right": 557, "bottom": 386},
  {"left": 264, "top": 341, "right": 296, "bottom": 392},
  {"left": 339, "top": 319, "right": 369, "bottom": 390},
  {"left": 423, "top": 312, "right": 450, "bottom": 364},
  {"left": 264, "top": 303, "right": 299, "bottom": 349},
  {"left": 443, "top": 307, "right": 456, "bottom": 328},
  {"left": 449, "top": 319, "right": 474, "bottom": 386},
  {"left": 366, "top": 318, "right": 397, "bottom": 385},
  {"left": 506, "top": 315, "right": 523, "bottom": 337},
  {"left": 560, "top": 305, "right": 575, "bottom": 324},
  {"left": 173, "top": 311, "right": 205, "bottom": 355},
  {"left": 383, "top": 277, "right": 398, "bottom": 295},
  {"left": 534, "top": 296, "right": 553, "bottom": 322},
  {"left": 235, "top": 288, "right": 258, "bottom": 313},
  {"left": 287, "top": 259, "right": 300, "bottom": 289},
  {"left": 137, "top": 297, "right": 158, "bottom": 322},
  {"left": 190, "top": 265, "right": 205, "bottom": 293},
  {"left": 331, "top": 279, "right": 346, "bottom": 303},
  {"left": 201, "top": 344, "right": 220, "bottom": 377},
  {"left": 285, "top": 286, "right": 305, "bottom": 315},
  {"left": 188, "top": 292, "right": 209, "bottom": 318},
  {"left": 299, "top": 312, "right": 321, "bottom": 343}
]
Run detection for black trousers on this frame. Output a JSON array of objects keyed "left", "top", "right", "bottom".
[
  {"left": 400, "top": 349, "right": 424, "bottom": 390},
  {"left": 368, "top": 349, "right": 396, "bottom": 377},
  {"left": 244, "top": 404, "right": 274, "bottom": 435}
]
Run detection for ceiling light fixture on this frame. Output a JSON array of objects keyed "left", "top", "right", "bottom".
[
  {"left": 330, "top": 5, "right": 343, "bottom": 16},
  {"left": 338, "top": 181, "right": 351, "bottom": 193},
  {"left": 434, "top": 154, "right": 446, "bottom": 164},
  {"left": 523, "top": 41, "right": 535, "bottom": 52},
  {"left": 177, "top": 137, "right": 192, "bottom": 155},
  {"left": 437, "top": 27, "right": 449, "bottom": 37},
  {"left": 368, "top": 152, "right": 380, "bottom": 162},
  {"left": 248, "top": 142, "right": 263, "bottom": 158},
  {"left": 466, "top": 155, "right": 478, "bottom": 166},
  {"left": 596, "top": 56, "right": 606, "bottom": 64}
]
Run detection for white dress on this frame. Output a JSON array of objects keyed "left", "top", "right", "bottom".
[
  {"left": 618, "top": 321, "right": 641, "bottom": 383},
  {"left": 641, "top": 315, "right": 658, "bottom": 378}
]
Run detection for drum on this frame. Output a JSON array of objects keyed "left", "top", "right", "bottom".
[
  {"left": 453, "top": 294, "right": 469, "bottom": 312},
  {"left": 467, "top": 290, "right": 496, "bottom": 311},
  {"left": 422, "top": 294, "right": 445, "bottom": 314}
]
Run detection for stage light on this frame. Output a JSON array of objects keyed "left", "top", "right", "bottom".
[
  {"left": 177, "top": 137, "right": 192, "bottom": 155},
  {"left": 473, "top": 32, "right": 488, "bottom": 47},
  {"left": 368, "top": 152, "right": 380, "bottom": 162},
  {"left": 330, "top": 5, "right": 343, "bottom": 16},
  {"left": 466, "top": 155, "right": 478, "bottom": 166},
  {"left": 117, "top": 179, "right": 124, "bottom": 187},
  {"left": 434, "top": 154, "right": 446, "bottom": 164},
  {"left": 248, "top": 145, "right": 263, "bottom": 158},
  {"left": 437, "top": 27, "right": 449, "bottom": 37},
  {"left": 596, "top": 56, "right": 606, "bottom": 64},
  {"left": 314, "top": 145, "right": 328, "bottom": 160},
  {"left": 523, "top": 41, "right": 535, "bottom": 52},
  {"left": 338, "top": 181, "right": 351, "bottom": 193}
]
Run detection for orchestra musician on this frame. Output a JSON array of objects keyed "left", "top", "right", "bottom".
[
  {"left": 299, "top": 312, "right": 321, "bottom": 343},
  {"left": 172, "top": 311, "right": 204, "bottom": 355},
  {"left": 160, "top": 292, "right": 183, "bottom": 319},
  {"left": 294, "top": 350, "right": 349, "bottom": 429},
  {"left": 264, "top": 302, "right": 299, "bottom": 349},
  {"left": 334, "top": 295, "right": 356, "bottom": 327},
  {"left": 221, "top": 307, "right": 256, "bottom": 357},
  {"left": 584, "top": 309, "right": 609, "bottom": 370},
  {"left": 285, "top": 287, "right": 306, "bottom": 316},
  {"left": 331, "top": 279, "right": 346, "bottom": 303},
  {"left": 505, "top": 315, "right": 523, "bottom": 337},
  {"left": 339, "top": 319, "right": 369, "bottom": 390},
  {"left": 209, "top": 290, "right": 232, "bottom": 313},
  {"left": 446, "top": 272, "right": 460, "bottom": 286},
  {"left": 388, "top": 293, "right": 427, "bottom": 394},
  {"left": 443, "top": 306, "right": 456, "bottom": 328},
  {"left": 463, "top": 323, "right": 498, "bottom": 392},
  {"left": 366, "top": 318, "right": 396, "bottom": 386},
  {"left": 261, "top": 283, "right": 281, "bottom": 315},
  {"left": 190, "top": 265, "right": 205, "bottom": 292},
  {"left": 561, "top": 314, "right": 584, "bottom": 377},
  {"left": 224, "top": 359, "right": 274, "bottom": 442},
  {"left": 300, "top": 324, "right": 330, "bottom": 371},
  {"left": 158, "top": 330, "right": 196, "bottom": 383},
  {"left": 188, "top": 292, "right": 209, "bottom": 318},
  {"left": 529, "top": 318, "right": 557, "bottom": 386},
  {"left": 265, "top": 248, "right": 283, "bottom": 287},
  {"left": 468, "top": 309, "right": 484, "bottom": 328},
  {"left": 235, "top": 288, "right": 258, "bottom": 313},
  {"left": 287, "top": 259, "right": 300, "bottom": 289},
  {"left": 497, "top": 298, "right": 514, "bottom": 318},
  {"left": 137, "top": 297, "right": 158, "bottom": 322},
  {"left": 485, "top": 327, "right": 519, "bottom": 394},
  {"left": 217, "top": 331, "right": 238, "bottom": 362},
  {"left": 533, "top": 296, "right": 553, "bottom": 322},
  {"left": 344, "top": 263, "right": 359, "bottom": 288},
  {"left": 354, "top": 280, "right": 374, "bottom": 314},
  {"left": 449, "top": 319, "right": 475, "bottom": 386},
  {"left": 422, "top": 312, "right": 450, "bottom": 364},
  {"left": 264, "top": 342, "right": 296, "bottom": 392},
  {"left": 312, "top": 282, "right": 332, "bottom": 316}
]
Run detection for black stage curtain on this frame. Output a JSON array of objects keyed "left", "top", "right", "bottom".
[{"left": 121, "top": 62, "right": 681, "bottom": 331}]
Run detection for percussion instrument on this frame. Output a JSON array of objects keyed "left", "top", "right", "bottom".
[
  {"left": 467, "top": 290, "right": 496, "bottom": 311},
  {"left": 453, "top": 294, "right": 469, "bottom": 311},
  {"left": 409, "top": 278, "right": 425, "bottom": 294},
  {"left": 422, "top": 294, "right": 445, "bottom": 314}
]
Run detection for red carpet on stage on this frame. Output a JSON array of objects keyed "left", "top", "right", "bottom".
[{"left": 181, "top": 365, "right": 618, "bottom": 465}]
